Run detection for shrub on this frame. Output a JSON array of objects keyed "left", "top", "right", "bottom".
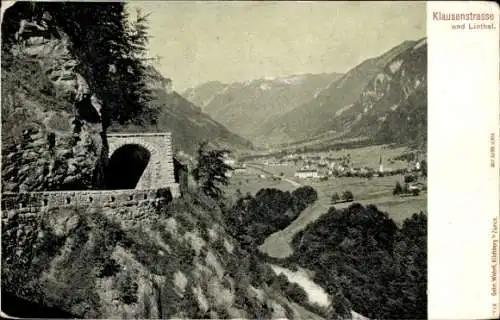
[
  {"left": 192, "top": 141, "right": 233, "bottom": 200},
  {"left": 1, "top": 218, "right": 66, "bottom": 300},
  {"left": 292, "top": 186, "right": 317, "bottom": 204},
  {"left": 97, "top": 257, "right": 121, "bottom": 278},
  {"left": 284, "top": 282, "right": 309, "bottom": 305},
  {"left": 404, "top": 174, "right": 417, "bottom": 184},
  {"left": 393, "top": 182, "right": 403, "bottom": 196},
  {"left": 331, "top": 192, "right": 340, "bottom": 204},
  {"left": 342, "top": 190, "right": 354, "bottom": 202},
  {"left": 117, "top": 272, "right": 138, "bottom": 305}
]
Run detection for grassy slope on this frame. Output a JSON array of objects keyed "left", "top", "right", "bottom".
[{"left": 1, "top": 191, "right": 334, "bottom": 319}]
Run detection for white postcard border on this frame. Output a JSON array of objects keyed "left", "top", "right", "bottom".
[{"left": 427, "top": 1, "right": 500, "bottom": 319}]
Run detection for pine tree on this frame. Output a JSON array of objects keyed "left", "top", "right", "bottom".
[
  {"left": 420, "top": 159, "right": 427, "bottom": 177},
  {"left": 39, "top": 2, "right": 151, "bottom": 127},
  {"left": 192, "top": 141, "right": 233, "bottom": 200}
]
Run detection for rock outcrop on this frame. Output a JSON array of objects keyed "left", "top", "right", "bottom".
[
  {"left": 348, "top": 38, "right": 427, "bottom": 147},
  {"left": 1, "top": 4, "right": 106, "bottom": 192}
]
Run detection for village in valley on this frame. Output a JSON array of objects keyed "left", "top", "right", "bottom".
[{"left": 224, "top": 144, "right": 427, "bottom": 225}]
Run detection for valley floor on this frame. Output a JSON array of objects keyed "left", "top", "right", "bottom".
[
  {"left": 258, "top": 174, "right": 426, "bottom": 258},
  {"left": 228, "top": 159, "right": 426, "bottom": 258}
]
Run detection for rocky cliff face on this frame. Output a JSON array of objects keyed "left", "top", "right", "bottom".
[
  {"left": 1, "top": 4, "right": 106, "bottom": 192},
  {"left": 346, "top": 38, "right": 427, "bottom": 147}
]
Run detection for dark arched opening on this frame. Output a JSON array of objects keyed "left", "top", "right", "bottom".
[
  {"left": 105, "top": 144, "right": 151, "bottom": 189},
  {"left": 1, "top": 290, "right": 77, "bottom": 319}
]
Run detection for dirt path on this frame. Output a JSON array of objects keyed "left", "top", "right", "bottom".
[
  {"left": 258, "top": 187, "right": 354, "bottom": 258},
  {"left": 259, "top": 188, "right": 405, "bottom": 258}
]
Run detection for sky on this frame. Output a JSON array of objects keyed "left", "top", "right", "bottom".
[{"left": 128, "top": 1, "right": 426, "bottom": 92}]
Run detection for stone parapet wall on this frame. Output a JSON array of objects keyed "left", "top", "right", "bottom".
[{"left": 1, "top": 188, "right": 175, "bottom": 216}]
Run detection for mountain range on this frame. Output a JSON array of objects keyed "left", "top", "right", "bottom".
[
  {"left": 185, "top": 38, "right": 427, "bottom": 149},
  {"left": 110, "top": 66, "right": 253, "bottom": 156},
  {"left": 182, "top": 73, "right": 343, "bottom": 144}
]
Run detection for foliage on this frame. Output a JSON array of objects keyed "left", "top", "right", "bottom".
[
  {"left": 192, "top": 141, "right": 233, "bottom": 200},
  {"left": 0, "top": 208, "right": 131, "bottom": 318},
  {"left": 117, "top": 272, "right": 139, "bottom": 305},
  {"left": 393, "top": 182, "right": 403, "bottom": 195},
  {"left": 290, "top": 185, "right": 318, "bottom": 212},
  {"left": 283, "top": 281, "right": 309, "bottom": 305},
  {"left": 4, "top": 2, "right": 153, "bottom": 127},
  {"left": 404, "top": 174, "right": 417, "bottom": 184},
  {"left": 420, "top": 159, "right": 427, "bottom": 177},
  {"left": 331, "top": 192, "right": 341, "bottom": 204},
  {"left": 1, "top": 217, "right": 66, "bottom": 300},
  {"left": 224, "top": 186, "right": 318, "bottom": 247},
  {"left": 290, "top": 204, "right": 427, "bottom": 319},
  {"left": 42, "top": 212, "right": 125, "bottom": 317},
  {"left": 98, "top": 257, "right": 121, "bottom": 278},
  {"left": 342, "top": 190, "right": 354, "bottom": 202},
  {"left": 392, "top": 151, "right": 417, "bottom": 162}
]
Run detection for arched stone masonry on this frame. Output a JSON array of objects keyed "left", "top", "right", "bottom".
[{"left": 107, "top": 133, "right": 178, "bottom": 196}]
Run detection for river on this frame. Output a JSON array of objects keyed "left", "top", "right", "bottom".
[{"left": 269, "top": 264, "right": 330, "bottom": 308}]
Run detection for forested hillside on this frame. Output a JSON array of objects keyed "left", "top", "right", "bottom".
[
  {"left": 110, "top": 65, "right": 253, "bottom": 155},
  {"left": 289, "top": 205, "right": 427, "bottom": 319}
]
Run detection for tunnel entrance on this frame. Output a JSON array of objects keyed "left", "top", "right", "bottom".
[{"left": 105, "top": 144, "right": 151, "bottom": 189}]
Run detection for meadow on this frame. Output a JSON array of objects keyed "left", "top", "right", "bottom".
[
  {"left": 225, "top": 166, "right": 297, "bottom": 200},
  {"left": 235, "top": 144, "right": 426, "bottom": 223},
  {"left": 227, "top": 145, "right": 427, "bottom": 258},
  {"left": 308, "top": 175, "right": 427, "bottom": 224}
]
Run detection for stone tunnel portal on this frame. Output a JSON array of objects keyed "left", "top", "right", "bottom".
[
  {"left": 105, "top": 133, "right": 178, "bottom": 196},
  {"left": 105, "top": 144, "right": 151, "bottom": 189}
]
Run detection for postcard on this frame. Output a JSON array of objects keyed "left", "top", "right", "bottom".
[{"left": 0, "top": 1, "right": 498, "bottom": 319}]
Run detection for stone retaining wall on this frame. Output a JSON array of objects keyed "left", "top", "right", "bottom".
[{"left": 1, "top": 186, "right": 179, "bottom": 217}]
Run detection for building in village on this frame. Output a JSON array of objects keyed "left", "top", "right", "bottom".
[{"left": 294, "top": 169, "right": 319, "bottom": 179}]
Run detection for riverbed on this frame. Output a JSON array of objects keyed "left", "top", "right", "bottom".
[{"left": 269, "top": 264, "right": 330, "bottom": 308}]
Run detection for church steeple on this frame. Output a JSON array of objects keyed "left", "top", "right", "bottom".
[{"left": 379, "top": 152, "right": 384, "bottom": 173}]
